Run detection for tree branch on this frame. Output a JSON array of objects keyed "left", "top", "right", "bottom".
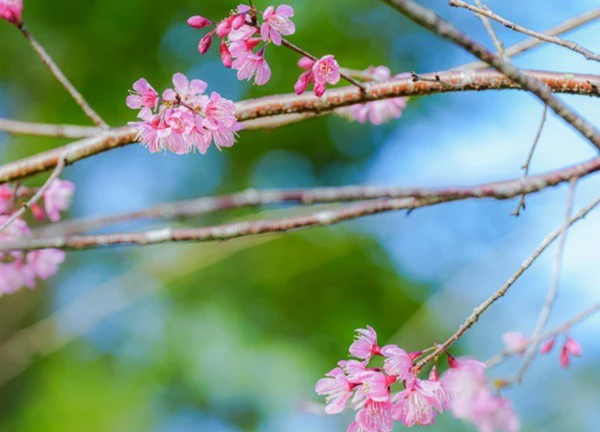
[
  {"left": 1, "top": 157, "right": 598, "bottom": 252},
  {"left": 450, "top": 0, "right": 600, "bottom": 62},
  {"left": 381, "top": 0, "right": 600, "bottom": 151},
  {"left": 415, "top": 195, "right": 600, "bottom": 370},
  {"left": 36, "top": 157, "right": 600, "bottom": 236},
  {"left": 0, "top": 70, "right": 598, "bottom": 184}
]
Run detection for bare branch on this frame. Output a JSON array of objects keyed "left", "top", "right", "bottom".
[
  {"left": 513, "top": 180, "right": 577, "bottom": 383},
  {"left": 513, "top": 105, "right": 548, "bottom": 216},
  {"left": 381, "top": 0, "right": 600, "bottom": 151},
  {"left": 0, "top": 118, "right": 102, "bottom": 139},
  {"left": 18, "top": 26, "right": 108, "bottom": 128},
  {"left": 450, "top": 0, "right": 600, "bottom": 62},
  {"left": 415, "top": 195, "right": 600, "bottom": 370},
  {"left": 1, "top": 158, "right": 598, "bottom": 252},
  {"left": 37, "top": 157, "right": 600, "bottom": 236},
  {"left": 473, "top": 0, "right": 505, "bottom": 56}
]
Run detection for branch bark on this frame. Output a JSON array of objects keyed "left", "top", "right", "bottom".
[
  {"left": 381, "top": 0, "right": 600, "bottom": 151},
  {"left": 2, "top": 157, "right": 598, "bottom": 252}
]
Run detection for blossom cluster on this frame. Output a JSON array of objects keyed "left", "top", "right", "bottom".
[
  {"left": 503, "top": 331, "right": 582, "bottom": 368},
  {"left": 0, "top": 179, "right": 74, "bottom": 296},
  {"left": 126, "top": 73, "right": 243, "bottom": 154},
  {"left": 188, "top": 4, "right": 342, "bottom": 97},
  {"left": 315, "top": 326, "right": 520, "bottom": 432},
  {"left": 0, "top": 0, "right": 22, "bottom": 25},
  {"left": 336, "top": 66, "right": 408, "bottom": 125}
]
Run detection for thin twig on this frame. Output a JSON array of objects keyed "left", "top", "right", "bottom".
[
  {"left": 0, "top": 118, "right": 103, "bottom": 139},
  {"left": 459, "top": 7, "right": 600, "bottom": 70},
  {"left": 513, "top": 105, "right": 548, "bottom": 216},
  {"left": 486, "top": 302, "right": 600, "bottom": 369},
  {"left": 415, "top": 195, "right": 600, "bottom": 370},
  {"left": 18, "top": 26, "right": 108, "bottom": 128},
  {"left": 381, "top": 0, "right": 600, "bottom": 152},
  {"left": 473, "top": 0, "right": 505, "bottom": 56},
  {"left": 36, "top": 157, "right": 600, "bottom": 236},
  {"left": 512, "top": 179, "right": 578, "bottom": 384},
  {"left": 0, "top": 152, "right": 69, "bottom": 233},
  {"left": 449, "top": 0, "right": 600, "bottom": 62}
]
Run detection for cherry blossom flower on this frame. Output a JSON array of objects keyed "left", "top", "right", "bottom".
[
  {"left": 539, "top": 338, "right": 555, "bottom": 354},
  {"left": 351, "top": 400, "right": 394, "bottom": 432},
  {"left": 260, "top": 5, "right": 295, "bottom": 46},
  {"left": 315, "top": 367, "right": 354, "bottom": 414},
  {"left": 127, "top": 74, "right": 242, "bottom": 154},
  {"left": 352, "top": 371, "right": 394, "bottom": 406},
  {"left": 187, "top": 15, "right": 211, "bottom": 29},
  {"left": 43, "top": 179, "right": 75, "bottom": 222},
  {"left": 126, "top": 78, "right": 159, "bottom": 119},
  {"left": 391, "top": 379, "right": 439, "bottom": 427},
  {"left": 339, "top": 359, "right": 368, "bottom": 382},
  {"left": 0, "top": 216, "right": 67, "bottom": 296},
  {"left": 0, "top": 0, "right": 22, "bottom": 25},
  {"left": 502, "top": 332, "right": 529, "bottom": 356},
  {"left": 336, "top": 66, "right": 408, "bottom": 125},
  {"left": 381, "top": 344, "right": 414, "bottom": 382},
  {"left": 0, "top": 184, "right": 13, "bottom": 213},
  {"left": 295, "top": 55, "right": 340, "bottom": 97},
  {"left": 559, "top": 336, "right": 582, "bottom": 368},
  {"left": 228, "top": 26, "right": 261, "bottom": 58},
  {"left": 349, "top": 325, "right": 380, "bottom": 360},
  {"left": 231, "top": 48, "right": 272, "bottom": 86}
]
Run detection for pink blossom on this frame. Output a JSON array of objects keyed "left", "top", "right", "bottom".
[
  {"left": 381, "top": 344, "right": 414, "bottom": 382},
  {"left": 260, "top": 5, "right": 295, "bottom": 46},
  {"left": 315, "top": 367, "right": 354, "bottom": 414},
  {"left": 228, "top": 26, "right": 261, "bottom": 58},
  {"left": 469, "top": 391, "right": 520, "bottom": 432},
  {"left": 168, "top": 73, "right": 208, "bottom": 108},
  {"left": 339, "top": 359, "right": 368, "bottom": 382},
  {"left": 294, "top": 71, "right": 312, "bottom": 95},
  {"left": 0, "top": 263, "right": 25, "bottom": 295},
  {"left": 313, "top": 55, "right": 340, "bottom": 86},
  {"left": 0, "top": 184, "right": 14, "bottom": 213},
  {"left": 352, "top": 371, "right": 393, "bottom": 406},
  {"left": 199, "top": 31, "right": 214, "bottom": 54},
  {"left": 43, "top": 179, "right": 75, "bottom": 222},
  {"left": 231, "top": 49, "right": 272, "bottom": 85},
  {"left": 559, "top": 336, "right": 582, "bottom": 368},
  {"left": 23, "top": 249, "right": 65, "bottom": 287},
  {"left": 126, "top": 78, "right": 159, "bottom": 119},
  {"left": 539, "top": 338, "right": 555, "bottom": 354},
  {"left": 391, "top": 379, "right": 439, "bottom": 427},
  {"left": 220, "top": 41, "right": 233, "bottom": 68},
  {"left": 187, "top": 15, "right": 211, "bottom": 29},
  {"left": 349, "top": 325, "right": 380, "bottom": 360},
  {"left": 502, "top": 332, "right": 529, "bottom": 356},
  {"left": 0, "top": 0, "right": 22, "bottom": 25},
  {"left": 352, "top": 400, "right": 394, "bottom": 432},
  {"left": 336, "top": 66, "right": 408, "bottom": 125}
]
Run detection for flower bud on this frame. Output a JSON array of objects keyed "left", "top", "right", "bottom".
[
  {"left": 187, "top": 15, "right": 211, "bottom": 29},
  {"left": 0, "top": 0, "right": 23, "bottom": 25}
]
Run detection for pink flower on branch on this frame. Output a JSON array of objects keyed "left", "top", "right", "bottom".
[
  {"left": 315, "top": 367, "right": 354, "bottom": 414},
  {"left": 126, "top": 78, "right": 159, "bottom": 119},
  {"left": 502, "top": 332, "right": 529, "bottom": 356},
  {"left": 295, "top": 55, "right": 340, "bottom": 97},
  {"left": 231, "top": 48, "right": 272, "bottom": 86},
  {"left": 0, "top": 0, "right": 22, "bottom": 25},
  {"left": 43, "top": 179, "right": 75, "bottom": 222},
  {"left": 126, "top": 74, "right": 242, "bottom": 155},
  {"left": 336, "top": 66, "right": 408, "bottom": 125},
  {"left": 349, "top": 325, "right": 380, "bottom": 360},
  {"left": 559, "top": 336, "right": 582, "bottom": 368},
  {"left": 261, "top": 5, "right": 295, "bottom": 46}
]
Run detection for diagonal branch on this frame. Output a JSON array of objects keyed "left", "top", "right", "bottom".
[
  {"left": 473, "top": 0, "right": 505, "bottom": 56},
  {"left": 415, "top": 194, "right": 600, "bottom": 370},
  {"left": 18, "top": 26, "right": 108, "bottom": 128},
  {"left": 381, "top": 0, "right": 600, "bottom": 151},
  {"left": 450, "top": 0, "right": 600, "bottom": 62}
]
